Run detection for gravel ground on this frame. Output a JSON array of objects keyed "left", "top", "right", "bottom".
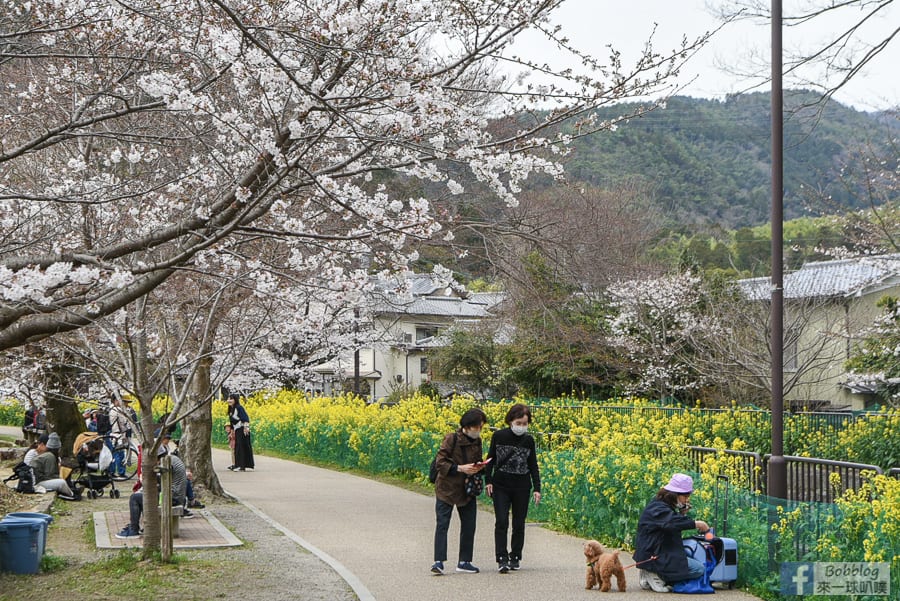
[
  {"left": 190, "top": 497, "right": 358, "bottom": 601},
  {"left": 1, "top": 482, "right": 357, "bottom": 601}
]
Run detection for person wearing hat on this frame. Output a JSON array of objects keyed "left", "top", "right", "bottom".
[
  {"left": 83, "top": 408, "right": 98, "bottom": 432},
  {"left": 116, "top": 433, "right": 187, "bottom": 539},
  {"left": 31, "top": 433, "right": 80, "bottom": 501},
  {"left": 633, "top": 473, "right": 710, "bottom": 592}
]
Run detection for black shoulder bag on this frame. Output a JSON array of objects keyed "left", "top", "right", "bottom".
[{"left": 428, "top": 433, "right": 458, "bottom": 483}]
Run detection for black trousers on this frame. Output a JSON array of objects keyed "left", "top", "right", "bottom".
[
  {"left": 434, "top": 497, "right": 477, "bottom": 563},
  {"left": 233, "top": 428, "right": 254, "bottom": 469},
  {"left": 492, "top": 485, "right": 530, "bottom": 562}
]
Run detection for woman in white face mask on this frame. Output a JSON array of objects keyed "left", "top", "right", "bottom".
[
  {"left": 484, "top": 403, "right": 541, "bottom": 573},
  {"left": 431, "top": 407, "right": 489, "bottom": 576}
]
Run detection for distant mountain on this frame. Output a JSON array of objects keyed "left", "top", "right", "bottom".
[{"left": 561, "top": 90, "right": 897, "bottom": 228}]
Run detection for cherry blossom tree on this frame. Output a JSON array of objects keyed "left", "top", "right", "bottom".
[
  {"left": 1, "top": 260, "right": 369, "bottom": 554},
  {"left": 1, "top": 1, "right": 713, "bottom": 554},
  {"left": 607, "top": 271, "right": 713, "bottom": 401},
  {"left": 1, "top": 0, "right": 710, "bottom": 354},
  {"left": 608, "top": 269, "right": 868, "bottom": 407}
]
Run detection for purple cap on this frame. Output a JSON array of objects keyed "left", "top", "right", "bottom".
[{"left": 664, "top": 473, "right": 694, "bottom": 494}]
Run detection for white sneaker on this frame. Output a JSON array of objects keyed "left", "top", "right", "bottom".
[
  {"left": 644, "top": 570, "right": 672, "bottom": 593},
  {"left": 639, "top": 570, "right": 652, "bottom": 590}
]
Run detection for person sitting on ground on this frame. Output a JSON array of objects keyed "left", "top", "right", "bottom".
[
  {"left": 116, "top": 433, "right": 187, "bottom": 538},
  {"left": 633, "top": 473, "right": 710, "bottom": 593},
  {"left": 23, "top": 441, "right": 40, "bottom": 466},
  {"left": 32, "top": 433, "right": 80, "bottom": 501}
]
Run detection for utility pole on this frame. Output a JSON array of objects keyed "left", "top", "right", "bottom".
[{"left": 768, "top": 0, "right": 787, "bottom": 502}]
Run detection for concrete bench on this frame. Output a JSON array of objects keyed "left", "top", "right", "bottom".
[{"left": 158, "top": 505, "right": 185, "bottom": 537}]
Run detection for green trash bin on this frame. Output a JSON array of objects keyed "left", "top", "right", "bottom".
[
  {"left": 4, "top": 512, "right": 53, "bottom": 556},
  {"left": 0, "top": 521, "right": 42, "bottom": 574}
]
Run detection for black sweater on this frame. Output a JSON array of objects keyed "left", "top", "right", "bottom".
[{"left": 484, "top": 427, "right": 540, "bottom": 492}]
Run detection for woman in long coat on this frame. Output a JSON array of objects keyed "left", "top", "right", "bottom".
[{"left": 226, "top": 393, "right": 255, "bottom": 471}]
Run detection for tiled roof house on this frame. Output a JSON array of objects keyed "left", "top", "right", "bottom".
[
  {"left": 738, "top": 254, "right": 900, "bottom": 409},
  {"left": 313, "top": 273, "right": 506, "bottom": 401}
]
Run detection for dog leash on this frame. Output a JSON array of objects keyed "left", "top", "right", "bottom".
[{"left": 621, "top": 555, "right": 657, "bottom": 570}]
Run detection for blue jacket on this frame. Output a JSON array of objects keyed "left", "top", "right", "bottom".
[{"left": 633, "top": 498, "right": 697, "bottom": 583}]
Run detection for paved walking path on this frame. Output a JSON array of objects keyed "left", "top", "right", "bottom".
[
  {"left": 2, "top": 426, "right": 763, "bottom": 600},
  {"left": 212, "top": 448, "right": 764, "bottom": 601}
]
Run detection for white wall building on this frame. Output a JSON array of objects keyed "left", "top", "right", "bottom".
[
  {"left": 740, "top": 254, "right": 900, "bottom": 410},
  {"left": 312, "top": 273, "right": 505, "bottom": 402}
]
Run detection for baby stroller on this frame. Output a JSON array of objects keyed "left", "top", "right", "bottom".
[{"left": 71, "top": 432, "right": 121, "bottom": 499}]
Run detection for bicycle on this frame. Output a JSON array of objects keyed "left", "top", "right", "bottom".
[{"left": 106, "top": 433, "right": 140, "bottom": 481}]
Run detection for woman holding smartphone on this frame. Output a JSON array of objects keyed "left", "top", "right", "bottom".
[
  {"left": 485, "top": 403, "right": 541, "bottom": 573},
  {"left": 431, "top": 407, "right": 489, "bottom": 575}
]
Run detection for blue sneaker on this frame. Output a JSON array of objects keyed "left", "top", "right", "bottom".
[
  {"left": 456, "top": 561, "right": 479, "bottom": 573},
  {"left": 430, "top": 561, "right": 444, "bottom": 575},
  {"left": 115, "top": 525, "right": 141, "bottom": 539}
]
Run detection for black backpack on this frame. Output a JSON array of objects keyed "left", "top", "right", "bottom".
[
  {"left": 3, "top": 461, "right": 36, "bottom": 494},
  {"left": 95, "top": 410, "right": 111, "bottom": 435},
  {"left": 428, "top": 433, "right": 458, "bottom": 483}
]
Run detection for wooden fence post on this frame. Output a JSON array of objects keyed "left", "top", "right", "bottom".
[{"left": 160, "top": 454, "right": 172, "bottom": 561}]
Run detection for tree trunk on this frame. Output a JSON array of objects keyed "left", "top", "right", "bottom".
[
  {"left": 181, "top": 354, "right": 224, "bottom": 496},
  {"left": 139, "top": 432, "right": 161, "bottom": 559},
  {"left": 44, "top": 360, "right": 86, "bottom": 458},
  {"left": 132, "top": 297, "right": 163, "bottom": 558}
]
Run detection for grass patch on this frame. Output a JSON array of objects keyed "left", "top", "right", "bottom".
[
  {"left": 0, "top": 550, "right": 246, "bottom": 600},
  {"left": 84, "top": 512, "right": 96, "bottom": 544},
  {"left": 38, "top": 553, "right": 68, "bottom": 572}
]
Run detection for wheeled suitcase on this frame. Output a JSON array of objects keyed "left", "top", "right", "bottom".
[
  {"left": 708, "top": 535, "right": 738, "bottom": 587},
  {"left": 708, "top": 475, "right": 738, "bottom": 588}
]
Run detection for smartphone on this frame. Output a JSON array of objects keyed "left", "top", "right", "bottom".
[{"left": 476, "top": 457, "right": 493, "bottom": 466}]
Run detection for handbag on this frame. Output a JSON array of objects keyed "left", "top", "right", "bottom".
[
  {"left": 464, "top": 473, "right": 484, "bottom": 497},
  {"left": 672, "top": 538, "right": 717, "bottom": 594}
]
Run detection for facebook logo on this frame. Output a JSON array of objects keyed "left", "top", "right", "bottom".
[{"left": 781, "top": 563, "right": 815, "bottom": 595}]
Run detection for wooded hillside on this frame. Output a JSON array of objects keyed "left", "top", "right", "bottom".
[{"left": 562, "top": 90, "right": 896, "bottom": 228}]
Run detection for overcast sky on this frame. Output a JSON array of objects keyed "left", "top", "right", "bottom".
[{"left": 509, "top": 0, "right": 899, "bottom": 111}]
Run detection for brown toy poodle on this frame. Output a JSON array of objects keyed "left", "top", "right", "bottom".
[{"left": 583, "top": 540, "right": 627, "bottom": 592}]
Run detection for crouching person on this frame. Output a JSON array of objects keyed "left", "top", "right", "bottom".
[
  {"left": 116, "top": 434, "right": 187, "bottom": 539},
  {"left": 633, "top": 473, "right": 710, "bottom": 593}
]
